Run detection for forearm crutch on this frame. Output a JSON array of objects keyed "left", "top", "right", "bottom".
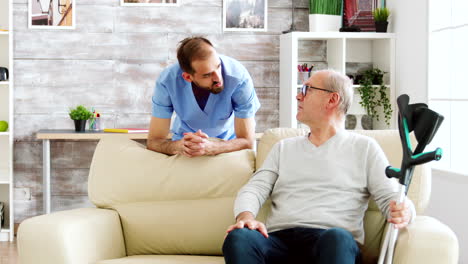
[{"left": 377, "top": 94, "right": 444, "bottom": 264}]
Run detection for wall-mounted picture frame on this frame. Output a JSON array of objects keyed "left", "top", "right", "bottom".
[
  {"left": 121, "top": 0, "right": 179, "bottom": 6},
  {"left": 223, "top": 0, "right": 267, "bottom": 32},
  {"left": 29, "top": 0, "right": 75, "bottom": 29}
]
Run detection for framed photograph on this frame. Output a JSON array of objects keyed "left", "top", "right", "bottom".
[
  {"left": 223, "top": 0, "right": 267, "bottom": 32},
  {"left": 343, "top": 0, "right": 378, "bottom": 32},
  {"left": 121, "top": 0, "right": 179, "bottom": 6},
  {"left": 29, "top": 0, "right": 75, "bottom": 29}
]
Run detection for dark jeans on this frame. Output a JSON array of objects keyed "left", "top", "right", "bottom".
[{"left": 223, "top": 227, "right": 361, "bottom": 264}]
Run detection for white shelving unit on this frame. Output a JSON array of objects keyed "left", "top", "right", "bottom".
[
  {"left": 0, "top": 0, "right": 14, "bottom": 242},
  {"left": 280, "top": 32, "right": 396, "bottom": 130}
]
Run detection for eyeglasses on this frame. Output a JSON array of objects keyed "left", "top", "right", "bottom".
[{"left": 300, "top": 85, "right": 334, "bottom": 97}]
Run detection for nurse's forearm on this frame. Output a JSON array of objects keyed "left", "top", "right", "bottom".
[
  {"left": 206, "top": 137, "right": 254, "bottom": 155},
  {"left": 147, "top": 137, "right": 182, "bottom": 155}
]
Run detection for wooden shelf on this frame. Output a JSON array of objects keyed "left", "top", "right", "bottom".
[
  {"left": 296, "top": 84, "right": 390, "bottom": 89},
  {"left": 0, "top": 0, "right": 14, "bottom": 242},
  {"left": 280, "top": 32, "right": 396, "bottom": 129},
  {"left": 286, "top": 32, "right": 396, "bottom": 40},
  {"left": 352, "top": 84, "right": 390, "bottom": 88}
]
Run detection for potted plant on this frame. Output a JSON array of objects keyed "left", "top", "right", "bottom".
[
  {"left": 69, "top": 105, "right": 93, "bottom": 132},
  {"left": 357, "top": 68, "right": 393, "bottom": 126},
  {"left": 373, "top": 7, "right": 390, "bottom": 32},
  {"left": 309, "top": 0, "right": 342, "bottom": 32}
]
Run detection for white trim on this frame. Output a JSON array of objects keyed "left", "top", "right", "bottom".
[
  {"left": 7, "top": 0, "right": 14, "bottom": 242},
  {"left": 432, "top": 168, "right": 468, "bottom": 178},
  {"left": 285, "top": 32, "right": 396, "bottom": 40},
  {"left": 429, "top": 98, "right": 468, "bottom": 102},
  {"left": 28, "top": 0, "right": 76, "bottom": 29},
  {"left": 120, "top": 0, "right": 179, "bottom": 6},
  {"left": 223, "top": 0, "right": 268, "bottom": 32}
]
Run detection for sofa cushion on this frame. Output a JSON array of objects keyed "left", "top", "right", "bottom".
[
  {"left": 113, "top": 197, "right": 234, "bottom": 256},
  {"left": 113, "top": 196, "right": 271, "bottom": 256},
  {"left": 88, "top": 137, "right": 256, "bottom": 208},
  {"left": 97, "top": 255, "right": 225, "bottom": 264}
]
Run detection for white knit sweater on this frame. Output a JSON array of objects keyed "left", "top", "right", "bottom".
[{"left": 234, "top": 130, "right": 415, "bottom": 244}]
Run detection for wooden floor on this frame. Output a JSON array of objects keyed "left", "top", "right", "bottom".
[{"left": 0, "top": 241, "right": 17, "bottom": 264}]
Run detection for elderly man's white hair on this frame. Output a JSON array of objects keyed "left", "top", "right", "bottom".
[{"left": 315, "top": 69, "right": 353, "bottom": 115}]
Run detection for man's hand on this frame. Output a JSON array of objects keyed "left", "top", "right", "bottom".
[
  {"left": 226, "top": 211, "right": 268, "bottom": 238},
  {"left": 388, "top": 200, "right": 411, "bottom": 229},
  {"left": 178, "top": 130, "right": 215, "bottom": 157}
]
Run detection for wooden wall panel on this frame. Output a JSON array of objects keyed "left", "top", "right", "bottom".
[{"left": 12, "top": 0, "right": 320, "bottom": 222}]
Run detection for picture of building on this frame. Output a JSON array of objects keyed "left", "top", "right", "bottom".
[{"left": 30, "top": 0, "right": 73, "bottom": 27}]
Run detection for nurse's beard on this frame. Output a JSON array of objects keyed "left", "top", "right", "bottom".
[{"left": 193, "top": 80, "right": 224, "bottom": 94}]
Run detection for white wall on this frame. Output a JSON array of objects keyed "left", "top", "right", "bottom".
[
  {"left": 386, "top": 0, "right": 428, "bottom": 103},
  {"left": 426, "top": 169, "right": 468, "bottom": 263},
  {"left": 387, "top": 0, "right": 466, "bottom": 263}
]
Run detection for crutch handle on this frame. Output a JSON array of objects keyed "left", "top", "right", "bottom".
[
  {"left": 411, "top": 148, "right": 442, "bottom": 166},
  {"left": 385, "top": 166, "right": 401, "bottom": 180}
]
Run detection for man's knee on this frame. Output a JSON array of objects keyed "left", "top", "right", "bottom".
[
  {"left": 223, "top": 228, "right": 261, "bottom": 252},
  {"left": 319, "top": 228, "right": 357, "bottom": 249}
]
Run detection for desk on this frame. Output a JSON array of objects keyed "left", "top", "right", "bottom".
[
  {"left": 36, "top": 129, "right": 149, "bottom": 214},
  {"left": 36, "top": 129, "right": 263, "bottom": 214}
]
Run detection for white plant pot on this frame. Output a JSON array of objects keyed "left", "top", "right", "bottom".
[{"left": 309, "top": 14, "right": 341, "bottom": 32}]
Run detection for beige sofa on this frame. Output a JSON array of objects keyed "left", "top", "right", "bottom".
[{"left": 18, "top": 128, "right": 459, "bottom": 264}]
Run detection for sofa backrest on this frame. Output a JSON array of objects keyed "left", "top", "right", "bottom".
[
  {"left": 88, "top": 137, "right": 256, "bottom": 256},
  {"left": 256, "top": 128, "right": 431, "bottom": 261}
]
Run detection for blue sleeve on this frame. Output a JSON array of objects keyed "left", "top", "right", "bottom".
[
  {"left": 231, "top": 74, "right": 261, "bottom": 119},
  {"left": 151, "top": 80, "right": 173, "bottom": 119}
]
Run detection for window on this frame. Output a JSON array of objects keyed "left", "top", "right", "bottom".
[{"left": 428, "top": 0, "right": 468, "bottom": 175}]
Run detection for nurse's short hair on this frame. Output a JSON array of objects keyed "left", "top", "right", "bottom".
[
  {"left": 319, "top": 69, "right": 354, "bottom": 115},
  {"left": 177, "top": 37, "right": 214, "bottom": 74}
]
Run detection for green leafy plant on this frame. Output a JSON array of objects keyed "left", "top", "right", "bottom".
[
  {"left": 309, "top": 0, "right": 342, "bottom": 15},
  {"left": 357, "top": 68, "right": 393, "bottom": 126},
  {"left": 69, "top": 105, "right": 93, "bottom": 121},
  {"left": 372, "top": 7, "right": 390, "bottom": 22}
]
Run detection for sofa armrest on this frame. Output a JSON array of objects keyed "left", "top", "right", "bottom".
[
  {"left": 394, "top": 216, "right": 459, "bottom": 264},
  {"left": 18, "top": 208, "right": 126, "bottom": 264}
]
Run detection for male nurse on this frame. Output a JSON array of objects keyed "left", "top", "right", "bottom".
[{"left": 147, "top": 37, "right": 260, "bottom": 157}]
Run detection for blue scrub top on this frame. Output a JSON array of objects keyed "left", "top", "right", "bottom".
[{"left": 152, "top": 55, "right": 260, "bottom": 141}]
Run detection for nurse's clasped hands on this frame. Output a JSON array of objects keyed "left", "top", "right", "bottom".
[{"left": 179, "top": 129, "right": 215, "bottom": 157}]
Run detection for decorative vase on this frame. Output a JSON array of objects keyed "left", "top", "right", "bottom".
[
  {"left": 74, "top": 120, "right": 87, "bottom": 132},
  {"left": 361, "top": 115, "right": 373, "bottom": 130},
  {"left": 309, "top": 14, "right": 341, "bottom": 32},
  {"left": 375, "top": 21, "right": 388, "bottom": 33},
  {"left": 345, "top": 115, "right": 357, "bottom": 130},
  {"left": 345, "top": 114, "right": 373, "bottom": 130}
]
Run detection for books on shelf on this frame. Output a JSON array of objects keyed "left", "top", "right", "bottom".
[{"left": 103, "top": 128, "right": 149, "bottom": 133}]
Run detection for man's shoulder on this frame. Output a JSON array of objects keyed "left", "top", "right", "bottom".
[
  {"left": 220, "top": 55, "right": 249, "bottom": 79},
  {"left": 345, "top": 131, "right": 380, "bottom": 150},
  {"left": 345, "top": 131, "right": 374, "bottom": 141},
  {"left": 158, "top": 62, "right": 183, "bottom": 84},
  {"left": 276, "top": 136, "right": 307, "bottom": 148}
]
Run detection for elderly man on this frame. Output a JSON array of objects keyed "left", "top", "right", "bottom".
[
  {"left": 147, "top": 37, "right": 260, "bottom": 157},
  {"left": 222, "top": 70, "right": 415, "bottom": 264}
]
